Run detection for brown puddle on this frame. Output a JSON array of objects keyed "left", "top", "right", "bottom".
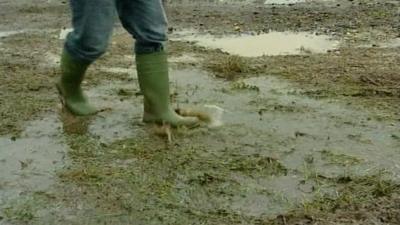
[{"left": 173, "top": 31, "right": 339, "bottom": 57}]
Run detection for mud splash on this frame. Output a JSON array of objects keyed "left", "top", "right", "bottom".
[
  {"left": 58, "top": 28, "right": 73, "bottom": 40},
  {"left": 174, "top": 31, "right": 339, "bottom": 57}
]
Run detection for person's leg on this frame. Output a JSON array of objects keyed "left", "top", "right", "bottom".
[
  {"left": 116, "top": 0, "right": 198, "bottom": 127},
  {"left": 58, "top": 0, "right": 116, "bottom": 116}
]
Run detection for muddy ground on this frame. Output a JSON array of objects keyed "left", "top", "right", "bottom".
[{"left": 1, "top": 0, "right": 400, "bottom": 224}]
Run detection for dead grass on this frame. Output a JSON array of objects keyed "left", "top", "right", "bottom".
[
  {"left": 206, "top": 54, "right": 250, "bottom": 80},
  {"left": 259, "top": 47, "right": 400, "bottom": 98},
  {"left": 261, "top": 174, "right": 400, "bottom": 225}
]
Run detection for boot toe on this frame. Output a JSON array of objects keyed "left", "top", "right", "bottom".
[
  {"left": 66, "top": 101, "right": 97, "bottom": 116},
  {"left": 143, "top": 112, "right": 200, "bottom": 128}
]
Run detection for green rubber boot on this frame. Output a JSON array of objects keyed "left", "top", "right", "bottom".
[
  {"left": 56, "top": 50, "right": 97, "bottom": 116},
  {"left": 136, "top": 51, "right": 199, "bottom": 127}
]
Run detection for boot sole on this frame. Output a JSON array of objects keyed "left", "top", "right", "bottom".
[{"left": 143, "top": 117, "right": 200, "bottom": 129}]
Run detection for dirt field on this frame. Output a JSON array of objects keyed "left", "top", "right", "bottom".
[{"left": 1, "top": 0, "right": 400, "bottom": 224}]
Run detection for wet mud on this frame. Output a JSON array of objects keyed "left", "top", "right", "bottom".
[
  {"left": 0, "top": 116, "right": 67, "bottom": 205},
  {"left": 1, "top": 0, "right": 400, "bottom": 224},
  {"left": 264, "top": 0, "right": 331, "bottom": 4},
  {"left": 1, "top": 66, "right": 400, "bottom": 224}
]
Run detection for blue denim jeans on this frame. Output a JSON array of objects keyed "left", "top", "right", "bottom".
[{"left": 65, "top": 0, "right": 168, "bottom": 63}]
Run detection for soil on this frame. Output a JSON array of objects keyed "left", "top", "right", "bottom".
[{"left": 0, "top": 0, "right": 400, "bottom": 224}]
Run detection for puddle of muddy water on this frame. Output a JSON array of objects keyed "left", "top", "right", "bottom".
[
  {"left": 170, "top": 0, "right": 330, "bottom": 5},
  {"left": 130, "top": 68, "right": 397, "bottom": 217},
  {"left": 0, "top": 31, "right": 23, "bottom": 46},
  {"left": 173, "top": 31, "right": 338, "bottom": 56},
  {"left": 0, "top": 115, "right": 68, "bottom": 206},
  {"left": 85, "top": 79, "right": 144, "bottom": 144},
  {"left": 264, "top": 0, "right": 329, "bottom": 4},
  {"left": 2, "top": 65, "right": 400, "bottom": 222},
  {"left": 0, "top": 31, "right": 23, "bottom": 38},
  {"left": 355, "top": 37, "right": 400, "bottom": 49},
  {"left": 378, "top": 38, "right": 400, "bottom": 48},
  {"left": 168, "top": 69, "right": 400, "bottom": 178},
  {"left": 86, "top": 63, "right": 400, "bottom": 183},
  {"left": 170, "top": 0, "right": 256, "bottom": 4},
  {"left": 265, "top": 0, "right": 305, "bottom": 4}
]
